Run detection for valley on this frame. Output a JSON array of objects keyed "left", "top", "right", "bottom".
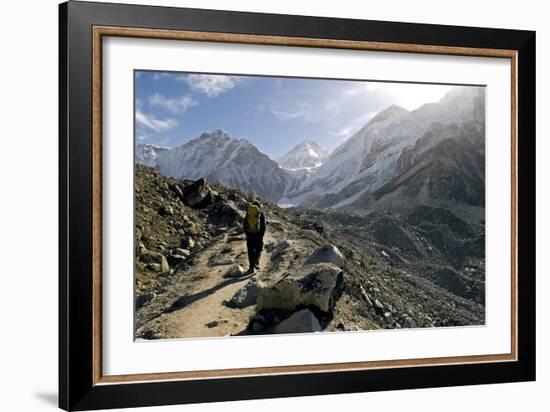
[{"left": 134, "top": 85, "right": 487, "bottom": 339}]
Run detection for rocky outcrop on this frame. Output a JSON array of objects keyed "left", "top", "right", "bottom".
[
  {"left": 181, "top": 178, "right": 216, "bottom": 209},
  {"left": 257, "top": 263, "right": 344, "bottom": 315}
]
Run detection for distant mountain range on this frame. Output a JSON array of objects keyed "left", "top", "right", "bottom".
[
  {"left": 150, "top": 130, "right": 291, "bottom": 203},
  {"left": 136, "top": 86, "right": 485, "bottom": 212}
]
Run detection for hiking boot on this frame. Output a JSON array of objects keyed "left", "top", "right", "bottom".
[{"left": 247, "top": 267, "right": 256, "bottom": 274}]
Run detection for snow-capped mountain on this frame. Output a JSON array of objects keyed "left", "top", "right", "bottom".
[
  {"left": 276, "top": 140, "right": 329, "bottom": 170},
  {"left": 353, "top": 120, "right": 485, "bottom": 212},
  {"left": 137, "top": 87, "right": 485, "bottom": 211},
  {"left": 156, "top": 130, "right": 292, "bottom": 203},
  {"left": 135, "top": 144, "right": 168, "bottom": 167},
  {"left": 282, "top": 86, "right": 485, "bottom": 208}
]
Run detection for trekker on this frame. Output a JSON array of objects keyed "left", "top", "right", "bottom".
[{"left": 243, "top": 201, "right": 266, "bottom": 274}]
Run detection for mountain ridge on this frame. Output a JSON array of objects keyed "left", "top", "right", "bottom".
[{"left": 135, "top": 86, "right": 485, "bottom": 212}]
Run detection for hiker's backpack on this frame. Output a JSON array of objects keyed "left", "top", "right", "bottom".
[{"left": 246, "top": 205, "right": 261, "bottom": 234}]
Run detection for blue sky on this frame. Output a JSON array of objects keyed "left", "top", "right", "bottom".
[{"left": 135, "top": 71, "right": 454, "bottom": 159}]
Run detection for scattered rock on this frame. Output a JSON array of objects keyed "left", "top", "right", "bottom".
[
  {"left": 167, "top": 253, "right": 187, "bottom": 266},
  {"left": 205, "top": 320, "right": 219, "bottom": 328},
  {"left": 402, "top": 316, "right": 417, "bottom": 329},
  {"left": 136, "top": 292, "right": 156, "bottom": 309},
  {"left": 224, "top": 265, "right": 246, "bottom": 278},
  {"left": 139, "top": 250, "right": 169, "bottom": 272},
  {"left": 257, "top": 263, "right": 344, "bottom": 315},
  {"left": 146, "top": 263, "right": 161, "bottom": 272},
  {"left": 273, "top": 309, "right": 322, "bottom": 334},
  {"left": 305, "top": 244, "right": 345, "bottom": 268},
  {"left": 173, "top": 248, "right": 190, "bottom": 257},
  {"left": 159, "top": 205, "right": 173, "bottom": 216},
  {"left": 136, "top": 242, "right": 147, "bottom": 256},
  {"left": 171, "top": 184, "right": 184, "bottom": 201},
  {"left": 167, "top": 247, "right": 191, "bottom": 265},
  {"left": 181, "top": 237, "right": 195, "bottom": 249},
  {"left": 373, "top": 298, "right": 385, "bottom": 315},
  {"left": 359, "top": 285, "right": 373, "bottom": 306}
]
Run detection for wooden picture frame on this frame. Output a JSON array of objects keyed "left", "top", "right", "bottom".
[{"left": 59, "top": 1, "right": 536, "bottom": 410}]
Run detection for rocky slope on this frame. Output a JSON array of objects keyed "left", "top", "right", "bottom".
[{"left": 134, "top": 165, "right": 485, "bottom": 340}]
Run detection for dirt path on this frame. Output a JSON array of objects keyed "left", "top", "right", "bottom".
[{"left": 155, "top": 230, "right": 279, "bottom": 339}]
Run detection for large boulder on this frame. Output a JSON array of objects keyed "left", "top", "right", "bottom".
[
  {"left": 256, "top": 263, "right": 344, "bottom": 315},
  {"left": 182, "top": 178, "right": 215, "bottom": 209},
  {"left": 226, "top": 279, "right": 263, "bottom": 308},
  {"left": 273, "top": 309, "right": 322, "bottom": 334},
  {"left": 305, "top": 244, "right": 345, "bottom": 268},
  {"left": 138, "top": 250, "right": 169, "bottom": 272}
]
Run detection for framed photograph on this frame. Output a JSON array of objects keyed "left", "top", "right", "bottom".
[{"left": 59, "top": 1, "right": 536, "bottom": 410}]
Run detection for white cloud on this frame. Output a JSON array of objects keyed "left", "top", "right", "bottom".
[
  {"left": 183, "top": 74, "right": 241, "bottom": 97},
  {"left": 363, "top": 82, "right": 453, "bottom": 111},
  {"left": 135, "top": 111, "right": 178, "bottom": 133},
  {"left": 270, "top": 107, "right": 308, "bottom": 121},
  {"left": 152, "top": 72, "right": 171, "bottom": 81},
  {"left": 149, "top": 93, "right": 197, "bottom": 113},
  {"left": 268, "top": 98, "right": 319, "bottom": 122}
]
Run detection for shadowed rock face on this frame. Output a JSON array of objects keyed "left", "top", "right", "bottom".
[
  {"left": 354, "top": 121, "right": 485, "bottom": 212},
  {"left": 273, "top": 309, "right": 322, "bottom": 334}
]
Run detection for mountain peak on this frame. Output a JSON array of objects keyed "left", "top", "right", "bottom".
[
  {"left": 277, "top": 139, "right": 329, "bottom": 170},
  {"left": 369, "top": 104, "right": 410, "bottom": 125},
  {"left": 199, "top": 129, "right": 231, "bottom": 141}
]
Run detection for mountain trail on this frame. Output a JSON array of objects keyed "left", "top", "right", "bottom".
[{"left": 142, "top": 229, "right": 280, "bottom": 339}]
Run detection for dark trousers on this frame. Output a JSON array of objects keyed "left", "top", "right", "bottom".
[{"left": 246, "top": 234, "right": 264, "bottom": 269}]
